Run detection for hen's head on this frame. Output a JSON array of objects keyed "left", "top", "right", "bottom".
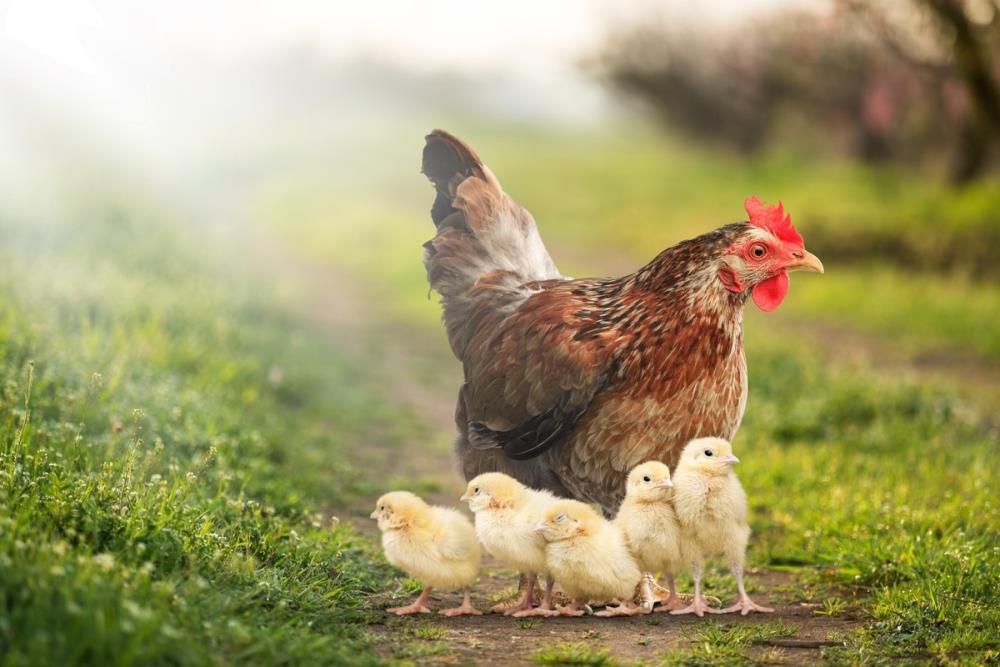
[
  {"left": 718, "top": 197, "right": 824, "bottom": 312},
  {"left": 370, "top": 491, "right": 429, "bottom": 532},
  {"left": 460, "top": 472, "right": 526, "bottom": 512},
  {"left": 625, "top": 461, "right": 673, "bottom": 502},
  {"left": 534, "top": 499, "right": 601, "bottom": 542}
]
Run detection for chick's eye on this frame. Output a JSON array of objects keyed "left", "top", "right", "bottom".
[
  {"left": 750, "top": 243, "right": 767, "bottom": 258},
  {"left": 704, "top": 450, "right": 714, "bottom": 457},
  {"left": 642, "top": 475, "right": 651, "bottom": 482},
  {"left": 474, "top": 487, "right": 480, "bottom": 494}
]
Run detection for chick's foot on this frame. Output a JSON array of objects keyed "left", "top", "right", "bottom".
[
  {"left": 720, "top": 593, "right": 774, "bottom": 615},
  {"left": 387, "top": 603, "right": 432, "bottom": 615},
  {"left": 552, "top": 600, "right": 592, "bottom": 617},
  {"left": 439, "top": 603, "right": 482, "bottom": 617},
  {"left": 595, "top": 601, "right": 646, "bottom": 617},
  {"left": 670, "top": 594, "right": 719, "bottom": 617}
]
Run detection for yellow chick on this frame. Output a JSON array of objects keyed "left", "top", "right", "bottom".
[
  {"left": 614, "top": 461, "right": 687, "bottom": 612},
  {"left": 460, "top": 473, "right": 558, "bottom": 617},
  {"left": 534, "top": 499, "right": 642, "bottom": 617},
  {"left": 670, "top": 437, "right": 774, "bottom": 617},
  {"left": 371, "top": 491, "right": 482, "bottom": 616}
]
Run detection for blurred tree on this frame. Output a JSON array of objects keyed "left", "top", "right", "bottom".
[{"left": 593, "top": 1, "right": 999, "bottom": 183}]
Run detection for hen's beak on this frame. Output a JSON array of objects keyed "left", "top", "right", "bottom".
[
  {"left": 722, "top": 454, "right": 740, "bottom": 465},
  {"left": 787, "top": 249, "right": 824, "bottom": 274},
  {"left": 533, "top": 520, "right": 548, "bottom": 533},
  {"left": 654, "top": 479, "right": 674, "bottom": 489},
  {"left": 369, "top": 510, "right": 378, "bottom": 519}
]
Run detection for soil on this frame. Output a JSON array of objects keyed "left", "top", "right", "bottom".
[{"left": 247, "top": 235, "right": 997, "bottom": 665}]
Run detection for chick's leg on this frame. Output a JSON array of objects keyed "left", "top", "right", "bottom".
[
  {"left": 670, "top": 563, "right": 717, "bottom": 617},
  {"left": 439, "top": 587, "right": 483, "bottom": 617},
  {"left": 719, "top": 563, "right": 774, "bottom": 615},
  {"left": 387, "top": 585, "right": 433, "bottom": 615},
  {"left": 552, "top": 598, "right": 591, "bottom": 617},
  {"left": 513, "top": 575, "right": 556, "bottom": 618}
]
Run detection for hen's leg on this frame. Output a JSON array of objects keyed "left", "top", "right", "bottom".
[
  {"left": 670, "top": 564, "right": 718, "bottom": 617},
  {"left": 387, "top": 586, "right": 433, "bottom": 615},
  {"left": 719, "top": 563, "right": 774, "bottom": 615},
  {"left": 513, "top": 575, "right": 556, "bottom": 617},
  {"left": 439, "top": 587, "right": 483, "bottom": 617}
]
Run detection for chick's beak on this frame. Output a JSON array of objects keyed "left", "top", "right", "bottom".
[
  {"left": 459, "top": 493, "right": 470, "bottom": 502},
  {"left": 369, "top": 510, "right": 378, "bottom": 520},
  {"left": 654, "top": 479, "right": 674, "bottom": 489},
  {"left": 787, "top": 249, "right": 824, "bottom": 274},
  {"left": 533, "top": 520, "right": 547, "bottom": 533},
  {"left": 722, "top": 454, "right": 740, "bottom": 465}
]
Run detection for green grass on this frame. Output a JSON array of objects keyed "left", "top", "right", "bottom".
[
  {"left": 533, "top": 642, "right": 617, "bottom": 666},
  {"left": 0, "top": 181, "right": 413, "bottom": 664}
]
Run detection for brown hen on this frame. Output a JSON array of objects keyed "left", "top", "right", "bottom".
[{"left": 421, "top": 130, "right": 822, "bottom": 515}]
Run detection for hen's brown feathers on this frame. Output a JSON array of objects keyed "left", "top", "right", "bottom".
[{"left": 422, "top": 131, "right": 753, "bottom": 513}]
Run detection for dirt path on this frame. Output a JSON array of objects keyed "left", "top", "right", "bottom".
[{"left": 246, "top": 235, "right": 878, "bottom": 665}]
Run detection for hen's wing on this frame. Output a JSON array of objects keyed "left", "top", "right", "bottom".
[{"left": 462, "top": 281, "right": 632, "bottom": 460}]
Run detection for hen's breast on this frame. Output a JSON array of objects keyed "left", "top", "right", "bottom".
[{"left": 549, "top": 345, "right": 747, "bottom": 514}]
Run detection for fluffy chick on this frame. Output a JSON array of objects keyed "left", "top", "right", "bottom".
[
  {"left": 614, "top": 461, "right": 686, "bottom": 612},
  {"left": 670, "top": 437, "right": 774, "bottom": 616},
  {"left": 461, "top": 473, "right": 558, "bottom": 616},
  {"left": 535, "top": 499, "right": 642, "bottom": 617},
  {"left": 371, "top": 491, "right": 482, "bottom": 616}
]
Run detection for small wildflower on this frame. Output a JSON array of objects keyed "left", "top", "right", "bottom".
[
  {"left": 186, "top": 472, "right": 198, "bottom": 484},
  {"left": 94, "top": 553, "right": 115, "bottom": 572}
]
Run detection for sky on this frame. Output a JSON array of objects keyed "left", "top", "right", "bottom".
[{"left": 0, "top": 0, "right": 826, "bottom": 173}]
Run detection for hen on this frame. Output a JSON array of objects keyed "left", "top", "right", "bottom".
[{"left": 421, "top": 130, "right": 822, "bottom": 514}]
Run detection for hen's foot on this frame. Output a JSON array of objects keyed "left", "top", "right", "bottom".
[
  {"left": 387, "top": 603, "right": 432, "bottom": 615},
  {"left": 719, "top": 594, "right": 774, "bottom": 616},
  {"left": 439, "top": 602, "right": 482, "bottom": 617}
]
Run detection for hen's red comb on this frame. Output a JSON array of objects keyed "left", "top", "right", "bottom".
[{"left": 744, "top": 196, "right": 803, "bottom": 247}]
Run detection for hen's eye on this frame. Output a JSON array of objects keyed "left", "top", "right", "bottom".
[
  {"left": 751, "top": 243, "right": 767, "bottom": 258},
  {"left": 642, "top": 475, "right": 651, "bottom": 482},
  {"left": 704, "top": 450, "right": 714, "bottom": 457}
]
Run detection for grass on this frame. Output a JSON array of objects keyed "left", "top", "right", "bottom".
[
  {"left": 533, "top": 642, "right": 617, "bottom": 666},
  {"left": 255, "top": 122, "right": 1000, "bottom": 663},
  {"left": 0, "top": 178, "right": 414, "bottom": 664}
]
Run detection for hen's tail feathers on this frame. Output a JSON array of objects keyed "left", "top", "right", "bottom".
[{"left": 421, "top": 130, "right": 562, "bottom": 361}]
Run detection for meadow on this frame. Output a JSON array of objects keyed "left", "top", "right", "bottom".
[{"left": 1, "top": 118, "right": 998, "bottom": 665}]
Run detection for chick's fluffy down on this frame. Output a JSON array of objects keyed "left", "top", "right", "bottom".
[
  {"left": 672, "top": 465, "right": 750, "bottom": 560},
  {"left": 617, "top": 497, "right": 684, "bottom": 576},
  {"left": 382, "top": 506, "right": 481, "bottom": 590},
  {"left": 475, "top": 488, "right": 554, "bottom": 576},
  {"left": 546, "top": 510, "right": 641, "bottom": 602}
]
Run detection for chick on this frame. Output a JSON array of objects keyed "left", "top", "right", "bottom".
[
  {"left": 460, "top": 473, "right": 558, "bottom": 616},
  {"left": 670, "top": 437, "right": 774, "bottom": 616},
  {"left": 614, "top": 461, "right": 687, "bottom": 612},
  {"left": 535, "top": 499, "right": 642, "bottom": 617},
  {"left": 371, "top": 491, "right": 482, "bottom": 616}
]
